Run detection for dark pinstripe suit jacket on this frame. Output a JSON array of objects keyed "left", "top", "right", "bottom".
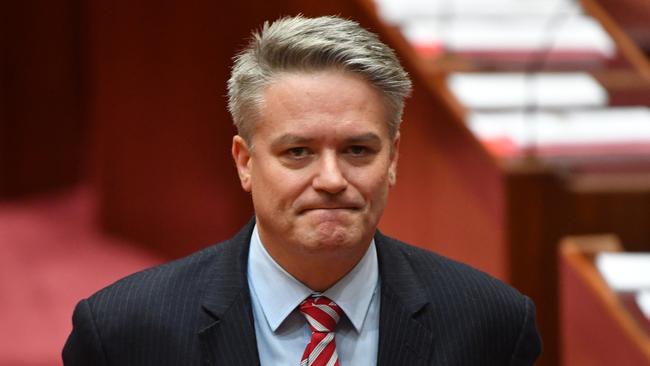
[{"left": 63, "top": 219, "right": 541, "bottom": 365}]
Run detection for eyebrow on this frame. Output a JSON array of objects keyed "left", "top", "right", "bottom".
[
  {"left": 270, "top": 132, "right": 383, "bottom": 149},
  {"left": 269, "top": 134, "right": 315, "bottom": 150},
  {"left": 344, "top": 133, "right": 382, "bottom": 145}
]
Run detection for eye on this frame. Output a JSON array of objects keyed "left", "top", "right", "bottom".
[
  {"left": 345, "top": 145, "right": 370, "bottom": 157},
  {"left": 285, "top": 147, "right": 309, "bottom": 159}
]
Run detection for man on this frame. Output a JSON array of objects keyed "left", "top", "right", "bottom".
[{"left": 64, "top": 15, "right": 541, "bottom": 365}]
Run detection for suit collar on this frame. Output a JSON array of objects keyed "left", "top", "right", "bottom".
[
  {"left": 198, "top": 218, "right": 260, "bottom": 366},
  {"left": 196, "top": 222, "right": 435, "bottom": 365},
  {"left": 375, "top": 231, "right": 435, "bottom": 365}
]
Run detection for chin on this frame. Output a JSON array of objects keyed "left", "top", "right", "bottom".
[
  {"left": 291, "top": 212, "right": 374, "bottom": 252},
  {"left": 298, "top": 224, "right": 358, "bottom": 252}
]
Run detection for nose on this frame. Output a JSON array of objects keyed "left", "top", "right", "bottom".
[{"left": 312, "top": 151, "right": 348, "bottom": 194}]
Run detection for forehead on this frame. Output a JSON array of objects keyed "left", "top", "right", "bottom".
[{"left": 253, "top": 70, "right": 390, "bottom": 142}]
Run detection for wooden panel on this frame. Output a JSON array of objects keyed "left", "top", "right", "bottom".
[
  {"left": 362, "top": 2, "right": 650, "bottom": 364},
  {"left": 580, "top": 0, "right": 650, "bottom": 79},
  {"left": 560, "top": 235, "right": 650, "bottom": 365},
  {"left": 591, "top": 0, "right": 650, "bottom": 55},
  {"left": 0, "top": 0, "right": 85, "bottom": 199},
  {"left": 85, "top": 0, "right": 445, "bottom": 257}
]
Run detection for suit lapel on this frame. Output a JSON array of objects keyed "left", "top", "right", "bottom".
[
  {"left": 194, "top": 223, "right": 436, "bottom": 365},
  {"left": 376, "top": 232, "right": 435, "bottom": 366},
  {"left": 198, "top": 219, "right": 260, "bottom": 366}
]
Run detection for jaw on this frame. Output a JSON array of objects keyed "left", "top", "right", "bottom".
[{"left": 255, "top": 206, "right": 378, "bottom": 291}]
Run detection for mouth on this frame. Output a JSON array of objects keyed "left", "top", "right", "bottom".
[{"left": 299, "top": 206, "right": 361, "bottom": 215}]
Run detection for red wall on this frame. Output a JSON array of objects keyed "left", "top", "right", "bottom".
[{"left": 1, "top": 0, "right": 86, "bottom": 198}]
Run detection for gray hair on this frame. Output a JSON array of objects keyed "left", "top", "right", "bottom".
[{"left": 227, "top": 15, "right": 412, "bottom": 143}]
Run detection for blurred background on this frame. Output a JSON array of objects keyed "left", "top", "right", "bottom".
[{"left": 2, "top": 0, "right": 649, "bottom": 365}]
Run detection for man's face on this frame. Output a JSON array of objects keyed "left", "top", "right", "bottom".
[{"left": 232, "top": 69, "right": 399, "bottom": 267}]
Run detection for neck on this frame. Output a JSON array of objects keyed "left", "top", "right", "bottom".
[{"left": 287, "top": 253, "right": 364, "bottom": 292}]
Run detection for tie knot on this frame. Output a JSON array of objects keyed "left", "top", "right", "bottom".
[{"left": 299, "top": 295, "right": 343, "bottom": 333}]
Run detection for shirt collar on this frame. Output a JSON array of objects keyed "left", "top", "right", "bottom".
[{"left": 247, "top": 224, "right": 379, "bottom": 333}]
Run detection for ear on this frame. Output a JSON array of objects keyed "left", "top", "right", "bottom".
[
  {"left": 232, "top": 135, "right": 253, "bottom": 192},
  {"left": 388, "top": 132, "right": 400, "bottom": 187}
]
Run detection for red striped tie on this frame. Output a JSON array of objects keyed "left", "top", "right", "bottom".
[{"left": 299, "top": 295, "right": 343, "bottom": 366}]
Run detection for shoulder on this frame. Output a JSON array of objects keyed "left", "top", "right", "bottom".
[
  {"left": 63, "top": 223, "right": 254, "bottom": 363},
  {"left": 63, "top": 244, "right": 224, "bottom": 363},
  {"left": 73, "top": 240, "right": 228, "bottom": 341},
  {"left": 376, "top": 232, "right": 526, "bottom": 306},
  {"left": 91, "top": 230, "right": 249, "bottom": 312},
  {"left": 376, "top": 233, "right": 542, "bottom": 363},
  {"left": 87, "top": 243, "right": 219, "bottom": 307},
  {"left": 84, "top": 221, "right": 253, "bottom": 311}
]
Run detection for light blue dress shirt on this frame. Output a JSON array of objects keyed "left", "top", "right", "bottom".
[{"left": 247, "top": 225, "right": 380, "bottom": 366}]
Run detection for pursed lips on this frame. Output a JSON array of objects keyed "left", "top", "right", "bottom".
[{"left": 298, "top": 205, "right": 362, "bottom": 215}]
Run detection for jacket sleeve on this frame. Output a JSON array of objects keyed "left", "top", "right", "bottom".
[
  {"left": 62, "top": 299, "right": 109, "bottom": 366},
  {"left": 510, "top": 296, "right": 543, "bottom": 365}
]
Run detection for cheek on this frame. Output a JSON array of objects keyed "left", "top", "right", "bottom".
[
  {"left": 347, "top": 168, "right": 391, "bottom": 200},
  {"left": 251, "top": 165, "right": 309, "bottom": 209},
  {"left": 250, "top": 166, "right": 280, "bottom": 209}
]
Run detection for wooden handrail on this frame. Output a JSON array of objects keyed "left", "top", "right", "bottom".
[{"left": 560, "top": 235, "right": 650, "bottom": 362}]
